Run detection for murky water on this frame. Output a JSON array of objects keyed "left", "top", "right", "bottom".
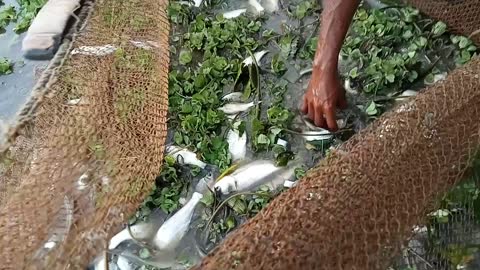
[{"left": 0, "top": 0, "right": 49, "bottom": 124}]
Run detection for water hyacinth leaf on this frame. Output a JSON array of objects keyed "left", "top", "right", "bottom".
[
  {"left": 225, "top": 215, "right": 236, "bottom": 230},
  {"left": 0, "top": 58, "right": 12, "bottom": 75},
  {"left": 432, "top": 21, "right": 447, "bottom": 37},
  {"left": 179, "top": 49, "right": 193, "bottom": 65},
  {"left": 271, "top": 54, "right": 286, "bottom": 75},
  {"left": 256, "top": 134, "right": 270, "bottom": 145},
  {"left": 139, "top": 248, "right": 151, "bottom": 259},
  {"left": 349, "top": 67, "right": 359, "bottom": 79},
  {"left": 294, "top": 0, "right": 314, "bottom": 20},
  {"left": 365, "top": 101, "right": 378, "bottom": 116},
  {"left": 227, "top": 197, "right": 247, "bottom": 214}
]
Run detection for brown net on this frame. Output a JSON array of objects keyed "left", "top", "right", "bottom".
[
  {"left": 404, "top": 0, "right": 480, "bottom": 45},
  {"left": 0, "top": 0, "right": 479, "bottom": 269},
  {"left": 0, "top": 0, "right": 169, "bottom": 268},
  {"left": 192, "top": 56, "right": 480, "bottom": 270}
]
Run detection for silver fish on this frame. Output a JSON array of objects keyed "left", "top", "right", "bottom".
[
  {"left": 218, "top": 101, "right": 259, "bottom": 115},
  {"left": 222, "top": 9, "right": 247, "bottom": 19},
  {"left": 153, "top": 192, "right": 203, "bottom": 250},
  {"left": 71, "top": 45, "right": 117, "bottom": 56},
  {"left": 115, "top": 250, "right": 176, "bottom": 269},
  {"left": 214, "top": 160, "right": 290, "bottom": 194},
  {"left": 248, "top": 0, "right": 265, "bottom": 14},
  {"left": 227, "top": 128, "right": 247, "bottom": 162},
  {"left": 166, "top": 146, "right": 207, "bottom": 169},
  {"left": 221, "top": 92, "right": 243, "bottom": 102},
  {"left": 242, "top": 50, "right": 269, "bottom": 66},
  {"left": 108, "top": 221, "right": 160, "bottom": 250},
  {"left": 302, "top": 130, "right": 333, "bottom": 141},
  {"left": 116, "top": 255, "right": 134, "bottom": 270},
  {"left": 262, "top": 0, "right": 279, "bottom": 12}
]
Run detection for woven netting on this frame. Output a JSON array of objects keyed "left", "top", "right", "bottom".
[
  {"left": 191, "top": 57, "right": 480, "bottom": 270},
  {"left": 404, "top": 0, "right": 480, "bottom": 45},
  {"left": 0, "top": 0, "right": 169, "bottom": 268}
]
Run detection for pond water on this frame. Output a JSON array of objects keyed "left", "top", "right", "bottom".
[{"left": 0, "top": 0, "right": 48, "bottom": 124}]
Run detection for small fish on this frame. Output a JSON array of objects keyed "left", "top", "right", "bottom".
[
  {"left": 153, "top": 192, "right": 203, "bottom": 250},
  {"left": 214, "top": 160, "right": 286, "bottom": 194},
  {"left": 262, "top": 0, "right": 279, "bottom": 12},
  {"left": 248, "top": 0, "right": 265, "bottom": 14},
  {"left": 178, "top": 0, "right": 203, "bottom": 7},
  {"left": 116, "top": 250, "right": 176, "bottom": 269},
  {"left": 67, "top": 98, "right": 81, "bottom": 105},
  {"left": 222, "top": 92, "right": 243, "bottom": 102},
  {"left": 71, "top": 45, "right": 117, "bottom": 56},
  {"left": 108, "top": 221, "right": 159, "bottom": 250},
  {"left": 242, "top": 50, "right": 269, "bottom": 66},
  {"left": 218, "top": 101, "right": 259, "bottom": 115},
  {"left": 283, "top": 180, "right": 297, "bottom": 188},
  {"left": 302, "top": 130, "right": 333, "bottom": 142},
  {"left": 166, "top": 146, "right": 207, "bottom": 169},
  {"left": 227, "top": 128, "right": 247, "bottom": 162},
  {"left": 129, "top": 40, "right": 159, "bottom": 50},
  {"left": 395, "top": 90, "right": 418, "bottom": 103},
  {"left": 222, "top": 9, "right": 247, "bottom": 19}
]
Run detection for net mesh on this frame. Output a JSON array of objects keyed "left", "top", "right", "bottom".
[
  {"left": 0, "top": 0, "right": 169, "bottom": 268},
  {"left": 0, "top": 0, "right": 479, "bottom": 269}
]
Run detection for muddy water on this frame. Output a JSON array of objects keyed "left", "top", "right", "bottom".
[{"left": 0, "top": 0, "right": 49, "bottom": 124}]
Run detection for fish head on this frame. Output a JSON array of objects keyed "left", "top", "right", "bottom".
[{"left": 214, "top": 175, "right": 236, "bottom": 195}]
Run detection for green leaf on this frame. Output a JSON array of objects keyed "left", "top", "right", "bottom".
[
  {"left": 256, "top": 134, "right": 270, "bottom": 145},
  {"left": 294, "top": 1, "right": 314, "bottom": 20},
  {"left": 348, "top": 67, "right": 359, "bottom": 79},
  {"left": 225, "top": 215, "right": 236, "bottom": 230},
  {"left": 179, "top": 49, "right": 193, "bottom": 65},
  {"left": 0, "top": 5, "right": 16, "bottom": 31},
  {"left": 200, "top": 192, "right": 214, "bottom": 207},
  {"left": 0, "top": 58, "right": 12, "bottom": 75},
  {"left": 458, "top": 36, "right": 472, "bottom": 49},
  {"left": 385, "top": 74, "right": 395, "bottom": 83},
  {"left": 432, "top": 21, "right": 447, "bottom": 37},
  {"left": 278, "top": 35, "right": 298, "bottom": 58},
  {"left": 365, "top": 101, "right": 378, "bottom": 116},
  {"left": 271, "top": 54, "right": 286, "bottom": 75},
  {"left": 139, "top": 248, "right": 151, "bottom": 259}
]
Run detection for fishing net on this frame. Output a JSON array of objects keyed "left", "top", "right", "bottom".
[
  {"left": 0, "top": 0, "right": 169, "bottom": 268},
  {"left": 0, "top": 0, "right": 479, "bottom": 269}
]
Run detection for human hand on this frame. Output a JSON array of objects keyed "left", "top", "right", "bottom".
[{"left": 301, "top": 69, "right": 347, "bottom": 131}]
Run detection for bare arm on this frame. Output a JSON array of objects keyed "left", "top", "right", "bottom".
[{"left": 302, "top": 0, "right": 360, "bottom": 130}]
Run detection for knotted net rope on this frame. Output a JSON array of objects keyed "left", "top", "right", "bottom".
[{"left": 0, "top": 0, "right": 169, "bottom": 268}]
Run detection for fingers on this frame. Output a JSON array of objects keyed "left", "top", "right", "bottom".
[
  {"left": 324, "top": 106, "right": 338, "bottom": 131},
  {"left": 337, "top": 94, "right": 348, "bottom": 109},
  {"left": 301, "top": 96, "right": 308, "bottom": 114},
  {"left": 314, "top": 107, "right": 326, "bottom": 128},
  {"left": 308, "top": 102, "right": 316, "bottom": 124}
]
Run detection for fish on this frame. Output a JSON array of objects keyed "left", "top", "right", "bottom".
[
  {"left": 214, "top": 160, "right": 291, "bottom": 194},
  {"left": 166, "top": 145, "right": 207, "bottom": 169},
  {"left": 242, "top": 50, "right": 269, "bottom": 66},
  {"left": 218, "top": 101, "right": 259, "bottom": 115},
  {"left": 222, "top": 9, "right": 247, "bottom": 19},
  {"left": 108, "top": 221, "right": 160, "bottom": 250},
  {"left": 71, "top": 45, "right": 117, "bottom": 56},
  {"left": 67, "top": 98, "right": 81, "bottom": 105},
  {"left": 221, "top": 92, "right": 243, "bottom": 102},
  {"left": 153, "top": 192, "right": 203, "bottom": 250},
  {"left": 283, "top": 180, "right": 297, "bottom": 188},
  {"left": 394, "top": 90, "right": 418, "bottom": 103},
  {"left": 227, "top": 128, "right": 247, "bottom": 162},
  {"left": 262, "top": 0, "right": 279, "bottom": 12},
  {"left": 303, "top": 116, "right": 346, "bottom": 131},
  {"left": 76, "top": 173, "right": 89, "bottom": 191},
  {"left": 302, "top": 130, "right": 333, "bottom": 142},
  {"left": 178, "top": 0, "right": 203, "bottom": 7},
  {"left": 248, "top": 0, "right": 265, "bottom": 14}
]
